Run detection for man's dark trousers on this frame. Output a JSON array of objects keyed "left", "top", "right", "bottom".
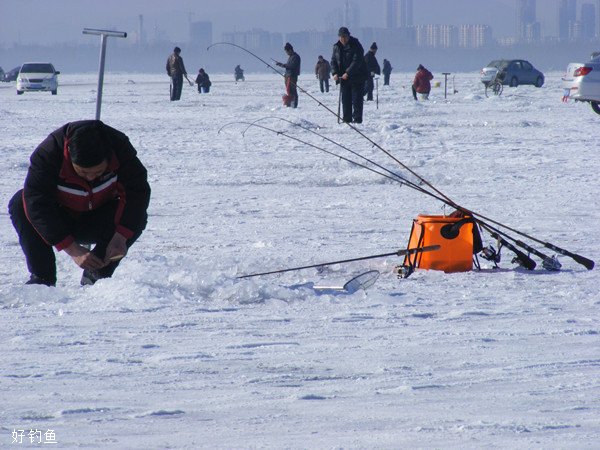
[
  {"left": 170, "top": 74, "right": 183, "bottom": 101},
  {"left": 340, "top": 80, "right": 364, "bottom": 123},
  {"left": 8, "top": 191, "right": 143, "bottom": 284}
]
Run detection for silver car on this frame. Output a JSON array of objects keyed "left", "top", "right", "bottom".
[
  {"left": 562, "top": 52, "right": 600, "bottom": 115},
  {"left": 480, "top": 59, "right": 545, "bottom": 88}
]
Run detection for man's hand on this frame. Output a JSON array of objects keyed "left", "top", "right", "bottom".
[
  {"left": 341, "top": 73, "right": 349, "bottom": 81},
  {"left": 105, "top": 232, "right": 128, "bottom": 264},
  {"left": 333, "top": 74, "right": 339, "bottom": 82},
  {"left": 64, "top": 242, "right": 105, "bottom": 271}
]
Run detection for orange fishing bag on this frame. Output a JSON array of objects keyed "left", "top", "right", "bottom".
[{"left": 403, "top": 214, "right": 475, "bottom": 273}]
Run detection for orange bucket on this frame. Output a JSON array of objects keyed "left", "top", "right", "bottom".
[{"left": 404, "top": 215, "right": 474, "bottom": 272}]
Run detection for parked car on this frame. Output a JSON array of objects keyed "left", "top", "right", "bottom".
[
  {"left": 16, "top": 62, "right": 60, "bottom": 95},
  {"left": 480, "top": 59, "right": 545, "bottom": 88},
  {"left": 561, "top": 52, "right": 600, "bottom": 115},
  {"left": 2, "top": 66, "right": 20, "bottom": 82}
]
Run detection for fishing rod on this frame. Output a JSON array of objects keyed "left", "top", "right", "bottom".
[
  {"left": 244, "top": 117, "right": 591, "bottom": 270},
  {"left": 218, "top": 121, "right": 408, "bottom": 187},
  {"left": 208, "top": 42, "right": 594, "bottom": 271},
  {"left": 208, "top": 42, "right": 451, "bottom": 203},
  {"left": 238, "top": 245, "right": 440, "bottom": 279},
  {"left": 240, "top": 116, "right": 419, "bottom": 186},
  {"left": 236, "top": 119, "right": 557, "bottom": 271}
]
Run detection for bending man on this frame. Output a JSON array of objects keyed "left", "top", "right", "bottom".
[{"left": 9, "top": 121, "right": 151, "bottom": 286}]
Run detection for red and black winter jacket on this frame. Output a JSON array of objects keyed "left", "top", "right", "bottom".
[
  {"left": 22, "top": 120, "right": 151, "bottom": 251},
  {"left": 413, "top": 68, "right": 434, "bottom": 94}
]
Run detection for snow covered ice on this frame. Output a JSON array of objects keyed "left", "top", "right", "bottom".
[{"left": 1, "top": 71, "right": 599, "bottom": 448}]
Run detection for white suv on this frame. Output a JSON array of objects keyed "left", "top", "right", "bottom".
[{"left": 16, "top": 62, "right": 60, "bottom": 95}]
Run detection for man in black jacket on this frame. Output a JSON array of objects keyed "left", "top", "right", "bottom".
[
  {"left": 331, "top": 27, "right": 368, "bottom": 123},
  {"left": 276, "top": 42, "right": 301, "bottom": 108},
  {"left": 8, "top": 121, "right": 151, "bottom": 286},
  {"left": 364, "top": 42, "right": 381, "bottom": 101}
]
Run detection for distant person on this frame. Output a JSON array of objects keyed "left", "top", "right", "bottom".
[
  {"left": 364, "top": 42, "right": 381, "bottom": 101},
  {"left": 331, "top": 26, "right": 369, "bottom": 124},
  {"left": 195, "top": 68, "right": 211, "bottom": 93},
  {"left": 275, "top": 42, "right": 301, "bottom": 108},
  {"left": 382, "top": 59, "right": 392, "bottom": 86},
  {"left": 165, "top": 46, "right": 193, "bottom": 101},
  {"left": 234, "top": 65, "right": 245, "bottom": 81},
  {"left": 315, "top": 55, "right": 331, "bottom": 93},
  {"left": 8, "top": 121, "right": 150, "bottom": 286},
  {"left": 412, "top": 64, "right": 434, "bottom": 100}
]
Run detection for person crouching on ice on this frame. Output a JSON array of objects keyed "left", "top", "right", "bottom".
[
  {"left": 412, "top": 64, "right": 434, "bottom": 101},
  {"left": 8, "top": 120, "right": 151, "bottom": 286}
]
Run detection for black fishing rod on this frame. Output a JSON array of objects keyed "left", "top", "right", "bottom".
[
  {"left": 257, "top": 117, "right": 558, "bottom": 269},
  {"left": 243, "top": 117, "right": 590, "bottom": 270},
  {"left": 236, "top": 119, "right": 553, "bottom": 271},
  {"left": 240, "top": 116, "right": 416, "bottom": 186},
  {"left": 218, "top": 121, "right": 408, "bottom": 187},
  {"left": 238, "top": 245, "right": 440, "bottom": 279},
  {"left": 208, "top": 42, "right": 594, "bottom": 271},
  {"left": 207, "top": 42, "right": 451, "bottom": 202}
]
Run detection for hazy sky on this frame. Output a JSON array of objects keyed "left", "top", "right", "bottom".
[{"left": 0, "top": 0, "right": 565, "bottom": 46}]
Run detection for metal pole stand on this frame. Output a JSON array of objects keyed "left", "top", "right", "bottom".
[
  {"left": 83, "top": 28, "right": 127, "bottom": 120},
  {"left": 442, "top": 72, "right": 450, "bottom": 99}
]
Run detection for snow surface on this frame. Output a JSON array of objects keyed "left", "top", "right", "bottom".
[{"left": 1, "top": 71, "right": 599, "bottom": 449}]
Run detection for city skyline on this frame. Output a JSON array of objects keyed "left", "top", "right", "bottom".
[
  {"left": 1, "top": 0, "right": 599, "bottom": 74},
  {"left": 3, "top": 0, "right": 596, "bottom": 48}
]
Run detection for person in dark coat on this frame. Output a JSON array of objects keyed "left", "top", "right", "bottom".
[
  {"left": 165, "top": 46, "right": 193, "bottom": 101},
  {"left": 331, "top": 27, "right": 369, "bottom": 123},
  {"left": 363, "top": 42, "right": 381, "bottom": 101},
  {"left": 413, "top": 64, "right": 434, "bottom": 100},
  {"left": 234, "top": 65, "right": 244, "bottom": 81},
  {"left": 382, "top": 59, "right": 392, "bottom": 86},
  {"left": 8, "top": 121, "right": 151, "bottom": 286},
  {"left": 195, "top": 68, "right": 212, "bottom": 93},
  {"left": 315, "top": 55, "right": 331, "bottom": 93},
  {"left": 276, "top": 42, "right": 301, "bottom": 108}
]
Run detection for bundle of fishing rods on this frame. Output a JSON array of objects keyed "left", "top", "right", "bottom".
[{"left": 209, "top": 42, "right": 595, "bottom": 275}]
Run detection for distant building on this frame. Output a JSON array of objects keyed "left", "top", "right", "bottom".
[
  {"left": 190, "top": 21, "right": 212, "bottom": 48},
  {"left": 285, "top": 31, "right": 311, "bottom": 49},
  {"left": 307, "top": 30, "right": 331, "bottom": 50},
  {"left": 415, "top": 24, "right": 457, "bottom": 48},
  {"left": 458, "top": 25, "right": 493, "bottom": 48},
  {"left": 517, "top": 0, "right": 539, "bottom": 42},
  {"left": 398, "top": 0, "right": 413, "bottom": 28},
  {"left": 325, "top": 1, "right": 360, "bottom": 32},
  {"left": 384, "top": 0, "right": 397, "bottom": 29},
  {"left": 246, "top": 29, "right": 271, "bottom": 50},
  {"left": 384, "top": 0, "right": 413, "bottom": 29},
  {"left": 343, "top": 0, "right": 361, "bottom": 30},
  {"left": 581, "top": 3, "right": 597, "bottom": 40},
  {"left": 558, "top": 0, "right": 577, "bottom": 41}
]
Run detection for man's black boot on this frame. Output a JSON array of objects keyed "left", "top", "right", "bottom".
[{"left": 26, "top": 274, "right": 56, "bottom": 287}]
